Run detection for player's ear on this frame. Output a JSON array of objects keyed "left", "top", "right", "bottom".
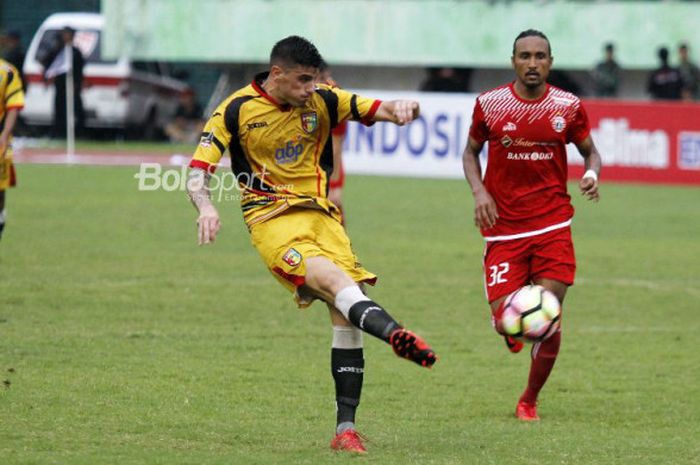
[{"left": 270, "top": 64, "right": 284, "bottom": 79}]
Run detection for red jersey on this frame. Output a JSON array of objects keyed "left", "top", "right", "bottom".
[
  {"left": 469, "top": 83, "right": 590, "bottom": 240},
  {"left": 329, "top": 121, "right": 347, "bottom": 189}
]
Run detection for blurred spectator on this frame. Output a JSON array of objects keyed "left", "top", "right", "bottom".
[
  {"left": 547, "top": 69, "right": 581, "bottom": 95},
  {"left": 647, "top": 47, "right": 683, "bottom": 100},
  {"left": 1, "top": 30, "right": 25, "bottom": 88},
  {"left": 42, "top": 26, "right": 85, "bottom": 138},
  {"left": 420, "top": 67, "right": 472, "bottom": 92},
  {"left": 164, "top": 90, "right": 205, "bottom": 144},
  {"left": 678, "top": 43, "right": 699, "bottom": 101},
  {"left": 590, "top": 43, "right": 621, "bottom": 97}
]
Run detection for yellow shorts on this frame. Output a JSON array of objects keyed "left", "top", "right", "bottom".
[
  {"left": 0, "top": 151, "right": 17, "bottom": 191},
  {"left": 249, "top": 207, "right": 377, "bottom": 307}
]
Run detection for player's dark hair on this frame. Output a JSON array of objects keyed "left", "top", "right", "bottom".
[
  {"left": 512, "top": 29, "right": 552, "bottom": 56},
  {"left": 658, "top": 46, "right": 669, "bottom": 63},
  {"left": 318, "top": 58, "right": 329, "bottom": 73},
  {"left": 270, "top": 35, "right": 323, "bottom": 69}
]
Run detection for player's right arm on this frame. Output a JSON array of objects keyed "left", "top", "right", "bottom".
[
  {"left": 186, "top": 102, "right": 233, "bottom": 245},
  {"left": 187, "top": 168, "right": 220, "bottom": 245},
  {"left": 1, "top": 64, "right": 24, "bottom": 157},
  {"left": 463, "top": 136, "right": 498, "bottom": 229}
]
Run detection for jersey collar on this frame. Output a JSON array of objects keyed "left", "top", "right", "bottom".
[
  {"left": 253, "top": 72, "right": 292, "bottom": 112},
  {"left": 508, "top": 81, "right": 550, "bottom": 104}
]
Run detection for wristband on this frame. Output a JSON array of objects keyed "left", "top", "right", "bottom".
[{"left": 583, "top": 169, "right": 598, "bottom": 182}]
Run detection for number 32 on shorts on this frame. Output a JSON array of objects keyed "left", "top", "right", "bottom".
[{"left": 487, "top": 262, "right": 509, "bottom": 287}]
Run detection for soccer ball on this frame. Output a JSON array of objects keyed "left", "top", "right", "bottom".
[{"left": 500, "top": 285, "right": 561, "bottom": 342}]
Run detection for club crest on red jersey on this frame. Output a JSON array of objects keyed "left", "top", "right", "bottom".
[
  {"left": 551, "top": 116, "right": 566, "bottom": 133},
  {"left": 282, "top": 248, "right": 302, "bottom": 267},
  {"left": 301, "top": 112, "right": 318, "bottom": 134}
]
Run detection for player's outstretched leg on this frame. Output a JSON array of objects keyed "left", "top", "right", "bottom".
[
  {"left": 329, "top": 324, "right": 368, "bottom": 454},
  {"left": 515, "top": 330, "right": 562, "bottom": 421},
  {"left": 334, "top": 285, "right": 437, "bottom": 368}
]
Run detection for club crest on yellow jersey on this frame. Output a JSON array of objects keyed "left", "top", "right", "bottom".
[
  {"left": 301, "top": 111, "right": 318, "bottom": 134},
  {"left": 282, "top": 248, "right": 302, "bottom": 267}
]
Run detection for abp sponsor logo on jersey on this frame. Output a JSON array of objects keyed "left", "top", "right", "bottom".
[{"left": 275, "top": 136, "right": 304, "bottom": 165}]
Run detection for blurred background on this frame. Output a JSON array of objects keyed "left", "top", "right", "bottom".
[{"left": 1, "top": 0, "right": 699, "bottom": 183}]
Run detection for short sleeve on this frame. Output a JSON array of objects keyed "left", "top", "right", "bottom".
[
  {"left": 332, "top": 86, "right": 381, "bottom": 126},
  {"left": 567, "top": 101, "right": 591, "bottom": 145},
  {"left": 468, "top": 98, "right": 489, "bottom": 143},
  {"left": 189, "top": 104, "right": 232, "bottom": 173}
]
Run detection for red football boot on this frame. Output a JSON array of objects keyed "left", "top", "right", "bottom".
[
  {"left": 330, "top": 429, "right": 367, "bottom": 454},
  {"left": 515, "top": 400, "right": 540, "bottom": 421},
  {"left": 389, "top": 328, "right": 437, "bottom": 368},
  {"left": 504, "top": 335, "right": 524, "bottom": 354}
]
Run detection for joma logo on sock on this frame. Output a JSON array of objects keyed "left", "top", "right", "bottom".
[
  {"left": 359, "top": 306, "right": 381, "bottom": 329},
  {"left": 337, "top": 367, "right": 364, "bottom": 374}
]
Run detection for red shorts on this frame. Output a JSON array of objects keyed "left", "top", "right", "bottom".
[{"left": 482, "top": 226, "right": 575, "bottom": 303}]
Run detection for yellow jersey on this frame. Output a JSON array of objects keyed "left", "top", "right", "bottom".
[
  {"left": 190, "top": 72, "right": 380, "bottom": 227},
  {"left": 0, "top": 59, "right": 24, "bottom": 122}
]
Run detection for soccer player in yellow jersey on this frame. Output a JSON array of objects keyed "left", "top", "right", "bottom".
[
  {"left": 0, "top": 58, "right": 24, "bottom": 240},
  {"left": 186, "top": 36, "right": 437, "bottom": 454}
]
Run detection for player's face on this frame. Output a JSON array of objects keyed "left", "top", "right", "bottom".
[
  {"left": 511, "top": 37, "right": 552, "bottom": 89},
  {"left": 273, "top": 64, "right": 319, "bottom": 107}
]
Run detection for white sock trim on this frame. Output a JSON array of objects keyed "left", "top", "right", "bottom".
[
  {"left": 332, "top": 325, "right": 363, "bottom": 349},
  {"left": 0, "top": 209, "right": 5, "bottom": 224},
  {"left": 334, "top": 285, "right": 370, "bottom": 320}
]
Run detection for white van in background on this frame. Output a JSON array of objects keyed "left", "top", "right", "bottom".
[{"left": 22, "top": 12, "right": 190, "bottom": 137}]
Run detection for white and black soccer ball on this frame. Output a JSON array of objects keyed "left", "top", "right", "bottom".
[{"left": 501, "top": 285, "right": 561, "bottom": 342}]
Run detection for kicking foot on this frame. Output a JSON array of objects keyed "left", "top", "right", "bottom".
[
  {"left": 504, "top": 335, "right": 524, "bottom": 354},
  {"left": 390, "top": 328, "right": 437, "bottom": 368},
  {"left": 330, "top": 429, "right": 367, "bottom": 454},
  {"left": 515, "top": 400, "right": 540, "bottom": 421}
]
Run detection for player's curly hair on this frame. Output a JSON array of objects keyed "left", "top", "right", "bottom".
[
  {"left": 270, "top": 36, "right": 324, "bottom": 69},
  {"left": 512, "top": 29, "right": 552, "bottom": 56}
]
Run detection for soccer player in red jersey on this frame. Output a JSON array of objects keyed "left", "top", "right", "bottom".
[{"left": 462, "top": 29, "right": 602, "bottom": 421}]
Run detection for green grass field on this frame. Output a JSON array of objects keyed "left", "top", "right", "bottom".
[{"left": 1, "top": 164, "right": 699, "bottom": 465}]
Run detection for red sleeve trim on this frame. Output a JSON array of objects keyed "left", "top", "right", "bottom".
[
  {"left": 188, "top": 159, "right": 217, "bottom": 173},
  {"left": 361, "top": 99, "right": 382, "bottom": 126},
  {"left": 4, "top": 104, "right": 24, "bottom": 111}
]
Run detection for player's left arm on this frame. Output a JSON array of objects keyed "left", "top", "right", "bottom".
[
  {"left": 575, "top": 135, "right": 602, "bottom": 202},
  {"left": 372, "top": 100, "right": 420, "bottom": 126}
]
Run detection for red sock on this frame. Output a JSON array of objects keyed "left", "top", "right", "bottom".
[{"left": 520, "top": 330, "right": 561, "bottom": 405}]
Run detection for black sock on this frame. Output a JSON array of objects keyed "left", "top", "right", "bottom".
[
  {"left": 347, "top": 300, "right": 401, "bottom": 342},
  {"left": 332, "top": 348, "right": 364, "bottom": 427}
]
